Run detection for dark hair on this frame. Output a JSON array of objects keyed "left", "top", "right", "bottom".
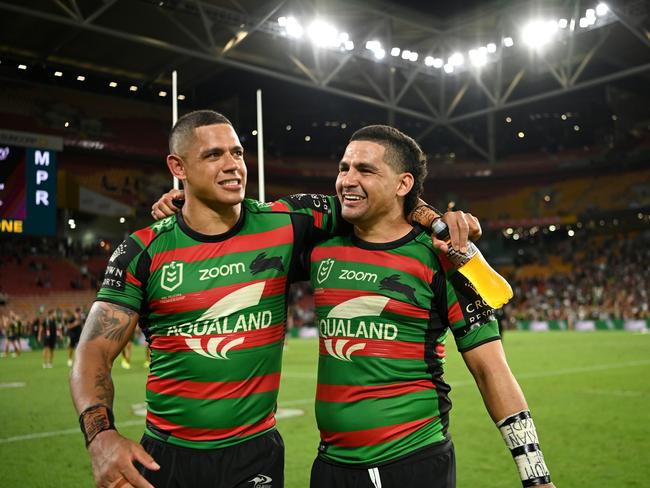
[
  {"left": 169, "top": 110, "right": 233, "bottom": 155},
  {"left": 349, "top": 125, "right": 427, "bottom": 215}
]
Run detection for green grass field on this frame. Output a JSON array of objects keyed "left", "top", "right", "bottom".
[{"left": 1, "top": 331, "right": 649, "bottom": 487}]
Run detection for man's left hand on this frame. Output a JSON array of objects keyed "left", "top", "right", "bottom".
[{"left": 435, "top": 210, "right": 482, "bottom": 254}]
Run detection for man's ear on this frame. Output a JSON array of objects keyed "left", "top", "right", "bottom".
[
  {"left": 167, "top": 154, "right": 186, "bottom": 181},
  {"left": 396, "top": 172, "right": 414, "bottom": 197}
]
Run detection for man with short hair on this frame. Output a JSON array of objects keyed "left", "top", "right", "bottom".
[
  {"left": 309, "top": 125, "right": 555, "bottom": 488},
  {"left": 72, "top": 110, "right": 477, "bottom": 488}
]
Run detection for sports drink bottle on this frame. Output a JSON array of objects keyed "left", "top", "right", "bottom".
[{"left": 431, "top": 219, "right": 513, "bottom": 309}]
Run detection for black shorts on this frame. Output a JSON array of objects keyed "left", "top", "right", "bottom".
[
  {"left": 310, "top": 441, "right": 455, "bottom": 488},
  {"left": 67, "top": 327, "right": 82, "bottom": 348},
  {"left": 43, "top": 336, "right": 56, "bottom": 349},
  {"left": 139, "top": 429, "right": 284, "bottom": 488}
]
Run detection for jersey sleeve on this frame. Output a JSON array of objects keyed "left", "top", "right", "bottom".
[
  {"left": 96, "top": 235, "right": 150, "bottom": 313},
  {"left": 432, "top": 253, "right": 501, "bottom": 352},
  {"left": 270, "top": 194, "right": 351, "bottom": 238}
]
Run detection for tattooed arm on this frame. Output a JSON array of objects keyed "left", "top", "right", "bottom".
[{"left": 70, "top": 301, "right": 158, "bottom": 488}]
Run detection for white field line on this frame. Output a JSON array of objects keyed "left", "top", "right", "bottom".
[
  {"left": 0, "top": 382, "right": 26, "bottom": 388},
  {"left": 2, "top": 359, "right": 649, "bottom": 444},
  {"left": 580, "top": 388, "right": 649, "bottom": 397}
]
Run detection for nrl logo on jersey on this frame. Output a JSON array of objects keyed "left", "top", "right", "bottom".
[
  {"left": 160, "top": 261, "right": 184, "bottom": 292},
  {"left": 109, "top": 242, "right": 127, "bottom": 263},
  {"left": 316, "top": 258, "right": 335, "bottom": 284}
]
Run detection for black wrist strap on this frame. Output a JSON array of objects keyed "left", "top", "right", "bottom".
[{"left": 79, "top": 404, "right": 116, "bottom": 447}]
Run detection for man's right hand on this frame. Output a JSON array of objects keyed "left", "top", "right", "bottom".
[
  {"left": 88, "top": 430, "right": 159, "bottom": 488},
  {"left": 151, "top": 189, "right": 185, "bottom": 220}
]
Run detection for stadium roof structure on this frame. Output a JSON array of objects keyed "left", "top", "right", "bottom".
[{"left": 1, "top": 0, "right": 649, "bottom": 162}]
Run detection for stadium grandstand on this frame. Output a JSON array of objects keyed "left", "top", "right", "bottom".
[{"left": 0, "top": 0, "right": 648, "bottom": 487}]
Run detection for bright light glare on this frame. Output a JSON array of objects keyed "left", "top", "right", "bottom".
[
  {"left": 521, "top": 20, "right": 558, "bottom": 49},
  {"left": 391, "top": 47, "right": 401, "bottom": 57},
  {"left": 585, "top": 8, "right": 596, "bottom": 19},
  {"left": 366, "top": 40, "right": 380, "bottom": 51},
  {"left": 424, "top": 56, "right": 434, "bottom": 66},
  {"left": 307, "top": 20, "right": 339, "bottom": 47},
  {"left": 278, "top": 16, "right": 288, "bottom": 27},
  {"left": 486, "top": 42, "right": 497, "bottom": 53},
  {"left": 517, "top": 131, "right": 525, "bottom": 139},
  {"left": 596, "top": 3, "right": 608, "bottom": 16},
  {"left": 503, "top": 37, "right": 514, "bottom": 47},
  {"left": 568, "top": 229, "right": 575, "bottom": 237},
  {"left": 558, "top": 18, "right": 568, "bottom": 28},
  {"left": 344, "top": 40, "right": 354, "bottom": 51},
  {"left": 109, "top": 81, "right": 117, "bottom": 87},
  {"left": 579, "top": 17, "right": 589, "bottom": 28},
  {"left": 433, "top": 58, "right": 444, "bottom": 68},
  {"left": 284, "top": 16, "right": 304, "bottom": 38},
  {"left": 54, "top": 71, "right": 63, "bottom": 77},
  {"left": 443, "top": 64, "right": 454, "bottom": 73},
  {"left": 469, "top": 48, "right": 487, "bottom": 67},
  {"left": 409, "top": 51, "right": 418, "bottom": 62},
  {"left": 158, "top": 91, "right": 167, "bottom": 97},
  {"left": 401, "top": 49, "right": 411, "bottom": 60},
  {"left": 448, "top": 52, "right": 464, "bottom": 66},
  {"left": 373, "top": 48, "right": 386, "bottom": 60}
]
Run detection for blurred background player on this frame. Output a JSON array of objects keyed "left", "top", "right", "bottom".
[
  {"left": 39, "top": 309, "right": 59, "bottom": 368},
  {"left": 66, "top": 307, "right": 83, "bottom": 367}
]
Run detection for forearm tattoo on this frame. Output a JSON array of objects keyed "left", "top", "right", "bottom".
[
  {"left": 84, "top": 302, "right": 136, "bottom": 342},
  {"left": 94, "top": 369, "right": 114, "bottom": 406}
]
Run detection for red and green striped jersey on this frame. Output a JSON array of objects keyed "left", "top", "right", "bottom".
[
  {"left": 311, "top": 228, "right": 500, "bottom": 466},
  {"left": 96, "top": 195, "right": 343, "bottom": 449}
]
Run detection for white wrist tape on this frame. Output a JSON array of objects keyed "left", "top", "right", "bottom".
[{"left": 497, "top": 410, "right": 551, "bottom": 487}]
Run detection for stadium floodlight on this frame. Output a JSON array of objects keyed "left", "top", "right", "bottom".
[
  {"left": 391, "top": 47, "right": 401, "bottom": 57},
  {"left": 585, "top": 8, "right": 596, "bottom": 19},
  {"left": 64, "top": 121, "right": 70, "bottom": 127},
  {"left": 503, "top": 37, "right": 514, "bottom": 47},
  {"left": 469, "top": 49, "right": 487, "bottom": 67},
  {"left": 344, "top": 40, "right": 354, "bottom": 51},
  {"left": 579, "top": 17, "right": 589, "bottom": 28},
  {"left": 401, "top": 49, "right": 411, "bottom": 60},
  {"left": 573, "top": 125, "right": 580, "bottom": 131},
  {"left": 18, "top": 64, "right": 26, "bottom": 70},
  {"left": 558, "top": 18, "right": 568, "bottom": 28},
  {"left": 177, "top": 94, "right": 186, "bottom": 100},
  {"left": 506, "top": 116, "right": 512, "bottom": 123},
  {"left": 448, "top": 52, "right": 464, "bottom": 66},
  {"left": 374, "top": 48, "right": 386, "bottom": 60},
  {"left": 432, "top": 58, "right": 444, "bottom": 68},
  {"left": 409, "top": 51, "right": 418, "bottom": 62},
  {"left": 77, "top": 75, "right": 85, "bottom": 81},
  {"left": 424, "top": 56, "right": 435, "bottom": 66},
  {"left": 443, "top": 63, "right": 454, "bottom": 73},
  {"left": 109, "top": 81, "right": 117, "bottom": 87},
  {"left": 284, "top": 16, "right": 304, "bottom": 38},
  {"left": 119, "top": 217, "right": 126, "bottom": 224},
  {"left": 339, "top": 32, "right": 349, "bottom": 42},
  {"left": 307, "top": 20, "right": 339, "bottom": 48},
  {"left": 568, "top": 229, "right": 575, "bottom": 237},
  {"left": 549, "top": 225, "right": 556, "bottom": 232},
  {"left": 366, "top": 40, "right": 381, "bottom": 51},
  {"left": 486, "top": 42, "right": 497, "bottom": 53},
  {"left": 54, "top": 71, "right": 63, "bottom": 77},
  {"left": 596, "top": 3, "right": 609, "bottom": 16},
  {"left": 278, "top": 16, "right": 287, "bottom": 27},
  {"left": 521, "top": 20, "right": 558, "bottom": 49},
  {"left": 158, "top": 91, "right": 167, "bottom": 97},
  {"left": 517, "top": 131, "right": 525, "bottom": 138},
  {"left": 129, "top": 85, "right": 138, "bottom": 92}
]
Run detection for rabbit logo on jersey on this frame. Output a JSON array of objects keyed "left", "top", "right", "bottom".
[
  {"left": 321, "top": 295, "right": 395, "bottom": 361},
  {"left": 177, "top": 282, "right": 268, "bottom": 360}
]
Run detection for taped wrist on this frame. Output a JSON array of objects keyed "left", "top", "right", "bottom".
[
  {"left": 409, "top": 204, "right": 443, "bottom": 231},
  {"left": 497, "top": 410, "right": 551, "bottom": 487},
  {"left": 79, "top": 404, "right": 115, "bottom": 447}
]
